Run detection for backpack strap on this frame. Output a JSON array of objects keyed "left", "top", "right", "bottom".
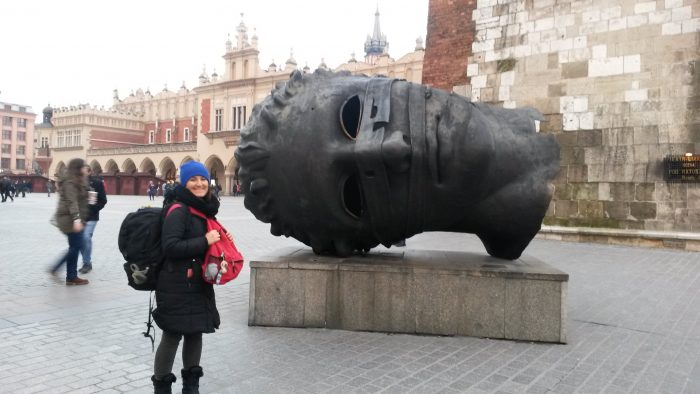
[
  {"left": 143, "top": 291, "right": 156, "bottom": 352},
  {"left": 165, "top": 203, "right": 182, "bottom": 217}
]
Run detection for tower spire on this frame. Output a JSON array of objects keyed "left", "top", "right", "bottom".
[
  {"left": 372, "top": 5, "right": 382, "bottom": 41},
  {"left": 364, "top": 5, "right": 388, "bottom": 65}
]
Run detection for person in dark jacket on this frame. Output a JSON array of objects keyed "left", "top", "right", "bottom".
[
  {"left": 151, "top": 160, "right": 232, "bottom": 394},
  {"left": 1, "top": 177, "right": 14, "bottom": 202},
  {"left": 79, "top": 168, "right": 108, "bottom": 274},
  {"left": 48, "top": 158, "right": 90, "bottom": 285}
]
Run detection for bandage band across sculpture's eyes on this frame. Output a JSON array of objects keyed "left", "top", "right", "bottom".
[{"left": 235, "top": 70, "right": 560, "bottom": 260}]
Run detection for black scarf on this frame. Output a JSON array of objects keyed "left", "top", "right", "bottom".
[{"left": 174, "top": 184, "right": 220, "bottom": 218}]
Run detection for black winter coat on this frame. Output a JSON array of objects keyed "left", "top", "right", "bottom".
[
  {"left": 152, "top": 204, "right": 220, "bottom": 334},
  {"left": 86, "top": 176, "right": 107, "bottom": 222}
]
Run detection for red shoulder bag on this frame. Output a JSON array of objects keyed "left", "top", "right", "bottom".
[{"left": 186, "top": 207, "right": 244, "bottom": 285}]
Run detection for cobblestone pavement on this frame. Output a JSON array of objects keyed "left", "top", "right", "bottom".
[{"left": 0, "top": 193, "right": 698, "bottom": 393}]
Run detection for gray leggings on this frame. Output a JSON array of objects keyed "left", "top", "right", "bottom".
[{"left": 154, "top": 330, "right": 202, "bottom": 378}]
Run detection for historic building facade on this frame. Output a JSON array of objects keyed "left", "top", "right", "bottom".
[
  {"left": 43, "top": 13, "right": 424, "bottom": 196},
  {"left": 424, "top": 0, "right": 699, "bottom": 235},
  {"left": 0, "top": 102, "right": 35, "bottom": 174}
]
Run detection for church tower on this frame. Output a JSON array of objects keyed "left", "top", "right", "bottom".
[
  {"left": 223, "top": 14, "right": 260, "bottom": 81},
  {"left": 364, "top": 6, "right": 389, "bottom": 65}
]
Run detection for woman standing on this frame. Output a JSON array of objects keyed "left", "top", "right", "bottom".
[
  {"left": 151, "top": 161, "right": 228, "bottom": 394},
  {"left": 49, "top": 158, "right": 90, "bottom": 285}
]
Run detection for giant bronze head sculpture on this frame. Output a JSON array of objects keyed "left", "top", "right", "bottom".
[{"left": 235, "top": 70, "right": 559, "bottom": 259}]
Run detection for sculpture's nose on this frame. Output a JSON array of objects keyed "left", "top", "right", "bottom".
[{"left": 382, "top": 130, "right": 411, "bottom": 173}]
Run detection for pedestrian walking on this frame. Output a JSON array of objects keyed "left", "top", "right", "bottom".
[
  {"left": 0, "top": 177, "right": 6, "bottom": 202},
  {"left": 47, "top": 181, "right": 53, "bottom": 197},
  {"left": 79, "top": 167, "right": 107, "bottom": 274},
  {"left": 151, "top": 161, "right": 231, "bottom": 394},
  {"left": 48, "top": 158, "right": 90, "bottom": 285},
  {"left": 2, "top": 177, "right": 14, "bottom": 202},
  {"left": 148, "top": 181, "right": 157, "bottom": 201}
]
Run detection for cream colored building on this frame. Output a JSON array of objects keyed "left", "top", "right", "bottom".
[{"left": 46, "top": 13, "right": 424, "bottom": 195}]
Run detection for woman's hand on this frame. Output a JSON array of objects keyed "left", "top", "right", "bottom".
[
  {"left": 205, "top": 230, "right": 221, "bottom": 245},
  {"left": 73, "top": 221, "right": 84, "bottom": 233}
]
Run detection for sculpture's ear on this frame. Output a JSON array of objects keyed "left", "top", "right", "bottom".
[{"left": 286, "top": 70, "right": 303, "bottom": 96}]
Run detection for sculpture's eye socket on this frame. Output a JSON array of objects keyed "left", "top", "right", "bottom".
[
  {"left": 341, "top": 173, "right": 363, "bottom": 219},
  {"left": 340, "top": 95, "right": 362, "bottom": 140}
]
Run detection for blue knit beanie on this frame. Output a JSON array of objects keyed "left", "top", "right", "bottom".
[{"left": 179, "top": 161, "right": 210, "bottom": 184}]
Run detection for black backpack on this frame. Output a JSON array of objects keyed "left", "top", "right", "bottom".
[{"left": 119, "top": 204, "right": 182, "bottom": 291}]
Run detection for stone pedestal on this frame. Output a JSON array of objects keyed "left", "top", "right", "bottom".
[{"left": 249, "top": 248, "right": 568, "bottom": 343}]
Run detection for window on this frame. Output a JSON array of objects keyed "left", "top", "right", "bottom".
[
  {"left": 56, "top": 130, "right": 80, "bottom": 147},
  {"left": 183, "top": 127, "right": 190, "bottom": 142},
  {"left": 16, "top": 159, "right": 25, "bottom": 170},
  {"left": 1, "top": 144, "right": 10, "bottom": 154},
  {"left": 2, "top": 117, "right": 11, "bottom": 126},
  {"left": 166, "top": 128, "right": 172, "bottom": 143},
  {"left": 17, "top": 131, "right": 25, "bottom": 141},
  {"left": 2, "top": 130, "right": 10, "bottom": 140},
  {"left": 232, "top": 105, "right": 247, "bottom": 130},
  {"left": 56, "top": 131, "right": 65, "bottom": 148},
  {"left": 215, "top": 108, "right": 223, "bottom": 131},
  {"left": 16, "top": 145, "right": 25, "bottom": 155},
  {"left": 1, "top": 158, "right": 9, "bottom": 169},
  {"left": 149, "top": 130, "right": 155, "bottom": 144},
  {"left": 41, "top": 137, "right": 49, "bottom": 148},
  {"left": 57, "top": 129, "right": 81, "bottom": 147},
  {"left": 17, "top": 118, "right": 27, "bottom": 128}
]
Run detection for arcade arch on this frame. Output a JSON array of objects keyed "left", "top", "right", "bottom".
[
  {"left": 180, "top": 156, "right": 194, "bottom": 166},
  {"left": 89, "top": 160, "right": 103, "bottom": 174},
  {"left": 105, "top": 159, "right": 119, "bottom": 174},
  {"left": 159, "top": 157, "right": 177, "bottom": 181},
  {"left": 122, "top": 159, "right": 137, "bottom": 174},
  {"left": 140, "top": 158, "right": 156, "bottom": 176},
  {"left": 204, "top": 155, "right": 225, "bottom": 191},
  {"left": 54, "top": 161, "right": 66, "bottom": 177}
]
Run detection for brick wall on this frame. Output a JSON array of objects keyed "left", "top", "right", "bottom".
[
  {"left": 422, "top": 0, "right": 476, "bottom": 90},
  {"left": 201, "top": 99, "right": 211, "bottom": 133},
  {"left": 142, "top": 119, "right": 195, "bottom": 144},
  {"left": 454, "top": 0, "right": 700, "bottom": 232},
  {"left": 90, "top": 129, "right": 143, "bottom": 148}
]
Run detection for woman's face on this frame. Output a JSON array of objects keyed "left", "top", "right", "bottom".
[{"left": 186, "top": 175, "right": 209, "bottom": 198}]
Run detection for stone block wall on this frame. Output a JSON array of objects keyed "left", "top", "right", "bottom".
[{"left": 448, "top": 0, "right": 699, "bottom": 232}]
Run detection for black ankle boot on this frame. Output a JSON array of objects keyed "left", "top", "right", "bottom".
[
  {"left": 151, "top": 373, "right": 176, "bottom": 394},
  {"left": 181, "top": 366, "right": 204, "bottom": 394}
]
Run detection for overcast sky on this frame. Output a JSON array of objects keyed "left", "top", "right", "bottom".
[{"left": 0, "top": 0, "right": 429, "bottom": 116}]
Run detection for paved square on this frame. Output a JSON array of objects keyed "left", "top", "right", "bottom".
[{"left": 0, "top": 193, "right": 698, "bottom": 393}]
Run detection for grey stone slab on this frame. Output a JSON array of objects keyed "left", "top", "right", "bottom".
[
  {"left": 338, "top": 271, "right": 376, "bottom": 331},
  {"left": 505, "top": 279, "right": 566, "bottom": 343},
  {"left": 251, "top": 247, "right": 567, "bottom": 342},
  {"left": 252, "top": 248, "right": 569, "bottom": 281},
  {"left": 371, "top": 271, "right": 416, "bottom": 333}
]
